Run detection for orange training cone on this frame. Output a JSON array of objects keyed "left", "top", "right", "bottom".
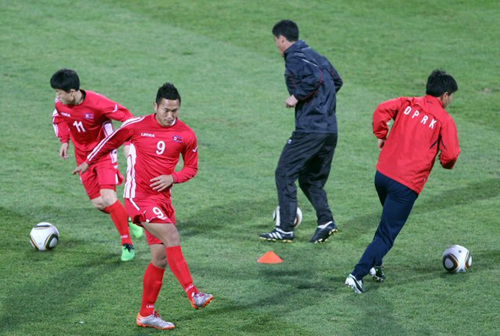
[{"left": 258, "top": 251, "right": 283, "bottom": 264}]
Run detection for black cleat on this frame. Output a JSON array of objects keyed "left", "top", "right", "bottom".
[
  {"left": 370, "top": 266, "right": 386, "bottom": 282},
  {"left": 310, "top": 221, "right": 338, "bottom": 243},
  {"left": 259, "top": 228, "right": 294, "bottom": 243}
]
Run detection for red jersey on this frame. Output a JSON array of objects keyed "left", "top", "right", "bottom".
[
  {"left": 373, "top": 95, "right": 460, "bottom": 194},
  {"left": 87, "top": 115, "right": 198, "bottom": 198},
  {"left": 52, "top": 90, "right": 134, "bottom": 157}
]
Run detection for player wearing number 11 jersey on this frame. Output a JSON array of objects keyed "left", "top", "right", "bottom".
[
  {"left": 50, "top": 68, "right": 142, "bottom": 261},
  {"left": 74, "top": 82, "right": 213, "bottom": 330}
]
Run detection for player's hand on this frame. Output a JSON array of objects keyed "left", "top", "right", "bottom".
[
  {"left": 59, "top": 143, "right": 69, "bottom": 159},
  {"left": 150, "top": 175, "right": 174, "bottom": 192},
  {"left": 378, "top": 139, "right": 386, "bottom": 150},
  {"left": 285, "top": 95, "right": 298, "bottom": 108},
  {"left": 73, "top": 162, "right": 89, "bottom": 175}
]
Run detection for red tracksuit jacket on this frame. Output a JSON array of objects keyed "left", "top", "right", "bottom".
[{"left": 373, "top": 95, "right": 460, "bottom": 194}]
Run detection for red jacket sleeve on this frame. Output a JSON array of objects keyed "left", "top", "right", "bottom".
[
  {"left": 372, "top": 98, "right": 405, "bottom": 139},
  {"left": 439, "top": 117, "right": 461, "bottom": 169},
  {"left": 103, "top": 102, "right": 134, "bottom": 122},
  {"left": 52, "top": 109, "right": 70, "bottom": 143},
  {"left": 86, "top": 123, "right": 133, "bottom": 165},
  {"left": 171, "top": 135, "right": 198, "bottom": 183},
  {"left": 100, "top": 99, "right": 134, "bottom": 146}
]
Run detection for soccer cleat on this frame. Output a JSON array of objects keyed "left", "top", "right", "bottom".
[
  {"left": 310, "top": 221, "right": 338, "bottom": 243},
  {"left": 370, "top": 266, "right": 386, "bottom": 282},
  {"left": 137, "top": 311, "right": 175, "bottom": 330},
  {"left": 345, "top": 274, "right": 364, "bottom": 294},
  {"left": 259, "top": 228, "right": 294, "bottom": 243},
  {"left": 128, "top": 218, "right": 144, "bottom": 239},
  {"left": 121, "top": 243, "right": 135, "bottom": 261},
  {"left": 189, "top": 291, "right": 214, "bottom": 310}
]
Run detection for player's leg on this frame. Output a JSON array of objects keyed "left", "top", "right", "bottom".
[
  {"left": 94, "top": 158, "right": 136, "bottom": 260},
  {"left": 346, "top": 172, "right": 417, "bottom": 292},
  {"left": 79, "top": 163, "right": 134, "bottom": 260},
  {"left": 260, "top": 132, "right": 313, "bottom": 241},
  {"left": 136, "top": 243, "right": 174, "bottom": 330},
  {"left": 298, "top": 133, "right": 338, "bottom": 243},
  {"left": 128, "top": 197, "right": 213, "bottom": 310}
]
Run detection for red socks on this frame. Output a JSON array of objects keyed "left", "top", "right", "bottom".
[
  {"left": 104, "top": 200, "right": 132, "bottom": 245},
  {"left": 166, "top": 246, "right": 198, "bottom": 298},
  {"left": 140, "top": 263, "right": 165, "bottom": 316},
  {"left": 139, "top": 247, "right": 198, "bottom": 315}
]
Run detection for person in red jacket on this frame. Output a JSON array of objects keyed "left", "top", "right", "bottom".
[
  {"left": 50, "top": 68, "right": 142, "bottom": 261},
  {"left": 74, "top": 82, "right": 213, "bottom": 330},
  {"left": 345, "top": 70, "right": 460, "bottom": 293}
]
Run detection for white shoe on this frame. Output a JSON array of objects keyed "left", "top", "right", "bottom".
[
  {"left": 345, "top": 274, "right": 364, "bottom": 294},
  {"left": 189, "top": 291, "right": 214, "bottom": 309},
  {"left": 137, "top": 311, "right": 175, "bottom": 330}
]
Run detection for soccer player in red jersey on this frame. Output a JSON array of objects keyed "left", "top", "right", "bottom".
[
  {"left": 73, "top": 82, "right": 213, "bottom": 330},
  {"left": 345, "top": 70, "right": 461, "bottom": 293},
  {"left": 50, "top": 68, "right": 143, "bottom": 261}
]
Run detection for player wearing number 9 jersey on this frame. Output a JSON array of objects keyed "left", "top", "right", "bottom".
[
  {"left": 50, "top": 68, "right": 141, "bottom": 262},
  {"left": 75, "top": 82, "right": 213, "bottom": 330}
]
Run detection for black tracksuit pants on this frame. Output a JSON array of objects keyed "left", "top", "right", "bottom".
[{"left": 275, "top": 131, "right": 337, "bottom": 231}]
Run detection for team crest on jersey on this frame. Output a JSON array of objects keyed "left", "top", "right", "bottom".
[
  {"left": 173, "top": 135, "right": 183, "bottom": 143},
  {"left": 84, "top": 113, "right": 94, "bottom": 120}
]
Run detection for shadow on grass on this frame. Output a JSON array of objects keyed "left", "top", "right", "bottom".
[{"left": 0, "top": 253, "right": 122, "bottom": 334}]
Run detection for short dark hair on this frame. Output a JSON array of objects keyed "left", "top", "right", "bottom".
[
  {"left": 272, "top": 19, "right": 299, "bottom": 42},
  {"left": 156, "top": 82, "right": 181, "bottom": 105},
  {"left": 50, "top": 68, "right": 80, "bottom": 92},
  {"left": 426, "top": 70, "right": 458, "bottom": 97}
]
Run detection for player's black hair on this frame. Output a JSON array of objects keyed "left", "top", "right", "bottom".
[
  {"left": 426, "top": 70, "right": 458, "bottom": 97},
  {"left": 156, "top": 82, "right": 181, "bottom": 105},
  {"left": 50, "top": 68, "right": 80, "bottom": 92},
  {"left": 272, "top": 19, "right": 299, "bottom": 42}
]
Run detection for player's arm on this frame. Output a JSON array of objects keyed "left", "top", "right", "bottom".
[
  {"left": 100, "top": 98, "right": 135, "bottom": 157},
  {"left": 73, "top": 123, "right": 132, "bottom": 175},
  {"left": 439, "top": 118, "right": 461, "bottom": 169},
  {"left": 172, "top": 135, "right": 199, "bottom": 184},
  {"left": 285, "top": 58, "right": 322, "bottom": 107},
  {"left": 52, "top": 109, "right": 71, "bottom": 159},
  {"left": 150, "top": 138, "right": 198, "bottom": 192},
  {"left": 372, "top": 98, "right": 405, "bottom": 140},
  {"left": 325, "top": 60, "right": 343, "bottom": 93}
]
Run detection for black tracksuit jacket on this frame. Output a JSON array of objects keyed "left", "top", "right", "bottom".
[{"left": 283, "top": 40, "right": 343, "bottom": 134}]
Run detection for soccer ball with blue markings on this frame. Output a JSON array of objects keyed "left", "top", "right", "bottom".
[{"left": 30, "top": 222, "right": 59, "bottom": 251}]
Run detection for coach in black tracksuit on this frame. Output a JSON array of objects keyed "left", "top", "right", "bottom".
[{"left": 260, "top": 19, "right": 343, "bottom": 243}]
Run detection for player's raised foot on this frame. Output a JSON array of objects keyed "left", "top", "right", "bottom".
[
  {"left": 259, "top": 228, "right": 294, "bottom": 243},
  {"left": 121, "top": 243, "right": 135, "bottom": 261},
  {"left": 345, "top": 274, "right": 364, "bottom": 294},
  {"left": 128, "top": 218, "right": 144, "bottom": 239},
  {"left": 310, "top": 221, "right": 338, "bottom": 243},
  {"left": 189, "top": 291, "right": 214, "bottom": 310},
  {"left": 137, "top": 311, "right": 175, "bottom": 330},
  {"left": 370, "top": 266, "right": 386, "bottom": 282}
]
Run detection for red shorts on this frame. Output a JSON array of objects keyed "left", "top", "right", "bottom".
[
  {"left": 76, "top": 150, "right": 123, "bottom": 199},
  {"left": 125, "top": 195, "right": 176, "bottom": 245}
]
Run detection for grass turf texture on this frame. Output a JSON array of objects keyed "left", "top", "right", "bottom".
[{"left": 1, "top": 0, "right": 499, "bottom": 335}]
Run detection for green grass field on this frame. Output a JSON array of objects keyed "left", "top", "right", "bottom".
[{"left": 1, "top": 0, "right": 499, "bottom": 335}]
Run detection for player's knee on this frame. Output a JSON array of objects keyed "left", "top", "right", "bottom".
[
  {"left": 151, "top": 251, "right": 168, "bottom": 268},
  {"left": 91, "top": 198, "right": 107, "bottom": 211}
]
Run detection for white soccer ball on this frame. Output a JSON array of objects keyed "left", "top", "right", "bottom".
[
  {"left": 273, "top": 206, "right": 303, "bottom": 229},
  {"left": 442, "top": 245, "right": 472, "bottom": 273},
  {"left": 30, "top": 222, "right": 60, "bottom": 251}
]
